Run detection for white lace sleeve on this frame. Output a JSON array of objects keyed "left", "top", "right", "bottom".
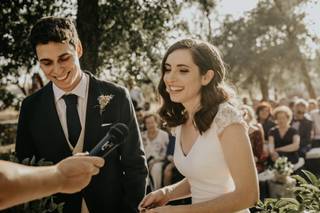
[{"left": 214, "top": 102, "right": 248, "bottom": 135}]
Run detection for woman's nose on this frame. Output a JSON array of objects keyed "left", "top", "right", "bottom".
[{"left": 165, "top": 71, "right": 177, "bottom": 82}]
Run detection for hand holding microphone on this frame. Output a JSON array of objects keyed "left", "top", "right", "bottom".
[{"left": 89, "top": 123, "right": 129, "bottom": 158}]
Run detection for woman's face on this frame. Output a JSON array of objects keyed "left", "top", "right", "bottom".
[
  {"left": 163, "top": 49, "right": 205, "bottom": 108},
  {"left": 258, "top": 107, "right": 270, "bottom": 120},
  {"left": 145, "top": 116, "right": 158, "bottom": 132},
  {"left": 308, "top": 102, "right": 317, "bottom": 112},
  {"left": 275, "top": 112, "right": 289, "bottom": 126}
]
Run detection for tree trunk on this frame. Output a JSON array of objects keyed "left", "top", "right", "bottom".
[
  {"left": 76, "top": 0, "right": 99, "bottom": 75},
  {"left": 300, "top": 60, "right": 317, "bottom": 98},
  {"left": 258, "top": 75, "right": 269, "bottom": 101}
]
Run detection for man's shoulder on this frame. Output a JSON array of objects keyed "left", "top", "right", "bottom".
[
  {"left": 302, "top": 117, "right": 313, "bottom": 125},
  {"left": 22, "top": 83, "right": 51, "bottom": 106},
  {"left": 88, "top": 74, "right": 128, "bottom": 96}
]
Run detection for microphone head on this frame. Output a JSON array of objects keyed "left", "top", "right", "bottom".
[{"left": 109, "top": 123, "right": 129, "bottom": 144}]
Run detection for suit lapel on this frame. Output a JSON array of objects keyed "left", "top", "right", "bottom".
[{"left": 83, "top": 75, "right": 103, "bottom": 152}]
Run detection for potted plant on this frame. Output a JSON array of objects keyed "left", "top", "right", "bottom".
[{"left": 256, "top": 170, "right": 320, "bottom": 212}]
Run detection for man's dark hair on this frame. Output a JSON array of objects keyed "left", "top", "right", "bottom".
[{"left": 29, "top": 16, "right": 79, "bottom": 52}]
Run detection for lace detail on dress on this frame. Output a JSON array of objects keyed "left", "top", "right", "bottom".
[{"left": 214, "top": 102, "right": 248, "bottom": 135}]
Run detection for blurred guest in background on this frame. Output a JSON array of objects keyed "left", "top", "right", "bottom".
[
  {"left": 142, "top": 114, "right": 169, "bottom": 190},
  {"left": 291, "top": 99, "right": 313, "bottom": 157},
  {"left": 269, "top": 106, "right": 300, "bottom": 164},
  {"left": 256, "top": 101, "right": 276, "bottom": 142}
]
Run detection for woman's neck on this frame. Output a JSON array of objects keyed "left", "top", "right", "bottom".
[
  {"left": 147, "top": 129, "right": 158, "bottom": 140},
  {"left": 278, "top": 124, "right": 289, "bottom": 130},
  {"left": 183, "top": 101, "right": 201, "bottom": 121},
  {"left": 259, "top": 117, "right": 267, "bottom": 123}
]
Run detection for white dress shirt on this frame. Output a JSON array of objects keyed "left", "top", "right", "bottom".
[{"left": 52, "top": 72, "right": 90, "bottom": 213}]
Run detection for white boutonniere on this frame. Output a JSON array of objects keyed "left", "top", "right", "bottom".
[{"left": 97, "top": 94, "right": 114, "bottom": 115}]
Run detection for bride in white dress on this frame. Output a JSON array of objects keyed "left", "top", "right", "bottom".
[{"left": 139, "top": 39, "right": 259, "bottom": 213}]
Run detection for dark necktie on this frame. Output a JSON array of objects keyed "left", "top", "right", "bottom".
[{"left": 62, "top": 94, "right": 81, "bottom": 147}]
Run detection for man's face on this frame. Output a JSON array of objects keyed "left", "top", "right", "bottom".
[
  {"left": 136, "top": 110, "right": 144, "bottom": 124},
  {"left": 36, "top": 41, "right": 83, "bottom": 92},
  {"left": 294, "top": 104, "right": 306, "bottom": 120}
]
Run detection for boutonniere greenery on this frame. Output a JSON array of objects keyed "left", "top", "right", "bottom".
[{"left": 97, "top": 94, "right": 114, "bottom": 115}]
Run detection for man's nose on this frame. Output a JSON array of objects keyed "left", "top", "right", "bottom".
[{"left": 52, "top": 62, "right": 63, "bottom": 75}]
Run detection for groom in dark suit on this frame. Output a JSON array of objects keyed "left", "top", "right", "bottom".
[{"left": 15, "top": 16, "right": 148, "bottom": 213}]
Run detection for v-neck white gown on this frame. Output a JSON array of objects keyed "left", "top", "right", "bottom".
[{"left": 174, "top": 102, "right": 250, "bottom": 213}]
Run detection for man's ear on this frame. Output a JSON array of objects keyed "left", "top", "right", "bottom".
[
  {"left": 201, "top": 69, "right": 214, "bottom": 86},
  {"left": 76, "top": 40, "right": 83, "bottom": 58}
]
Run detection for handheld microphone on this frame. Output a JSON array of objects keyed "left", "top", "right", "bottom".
[{"left": 89, "top": 123, "right": 129, "bottom": 158}]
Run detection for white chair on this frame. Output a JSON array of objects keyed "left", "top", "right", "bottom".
[
  {"left": 293, "top": 157, "right": 305, "bottom": 171},
  {"left": 305, "top": 148, "right": 320, "bottom": 159}
]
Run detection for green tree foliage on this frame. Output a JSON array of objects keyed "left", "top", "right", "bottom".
[
  {"left": 77, "top": 0, "right": 180, "bottom": 85},
  {"left": 256, "top": 170, "right": 320, "bottom": 212},
  {"left": 213, "top": 0, "right": 317, "bottom": 100},
  {"left": 0, "top": 0, "right": 181, "bottom": 109},
  {"left": 0, "top": 0, "right": 59, "bottom": 109}
]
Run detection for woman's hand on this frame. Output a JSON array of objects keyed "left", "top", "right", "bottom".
[
  {"left": 141, "top": 205, "right": 173, "bottom": 213},
  {"left": 139, "top": 188, "right": 171, "bottom": 212},
  {"left": 271, "top": 151, "right": 279, "bottom": 161}
]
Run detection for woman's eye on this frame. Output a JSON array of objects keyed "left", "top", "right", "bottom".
[
  {"left": 41, "top": 61, "right": 52, "bottom": 66},
  {"left": 164, "top": 68, "right": 171, "bottom": 72},
  {"left": 60, "top": 56, "right": 70, "bottom": 62},
  {"left": 180, "top": 69, "right": 189, "bottom": 73}
]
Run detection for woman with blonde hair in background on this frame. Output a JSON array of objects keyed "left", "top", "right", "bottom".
[{"left": 268, "top": 105, "right": 300, "bottom": 164}]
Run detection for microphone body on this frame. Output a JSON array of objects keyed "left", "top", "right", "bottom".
[{"left": 89, "top": 123, "right": 129, "bottom": 158}]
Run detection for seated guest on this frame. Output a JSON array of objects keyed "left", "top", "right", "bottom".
[
  {"left": 256, "top": 101, "right": 276, "bottom": 142},
  {"left": 162, "top": 132, "right": 180, "bottom": 187},
  {"left": 269, "top": 105, "right": 300, "bottom": 164},
  {"left": 243, "top": 104, "right": 270, "bottom": 202},
  {"left": 309, "top": 97, "right": 320, "bottom": 148},
  {"left": 135, "top": 106, "right": 146, "bottom": 131},
  {"left": 142, "top": 114, "right": 169, "bottom": 190},
  {"left": 242, "top": 105, "right": 268, "bottom": 173},
  {"left": 291, "top": 99, "right": 313, "bottom": 157},
  {"left": 307, "top": 99, "right": 317, "bottom": 113}
]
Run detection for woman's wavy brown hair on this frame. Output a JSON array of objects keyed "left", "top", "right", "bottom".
[{"left": 158, "top": 39, "right": 231, "bottom": 134}]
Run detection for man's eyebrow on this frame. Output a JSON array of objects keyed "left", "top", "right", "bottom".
[
  {"left": 39, "top": 53, "right": 70, "bottom": 62},
  {"left": 58, "top": 53, "right": 70, "bottom": 58}
]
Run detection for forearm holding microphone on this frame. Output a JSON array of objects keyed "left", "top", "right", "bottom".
[{"left": 0, "top": 155, "right": 104, "bottom": 210}]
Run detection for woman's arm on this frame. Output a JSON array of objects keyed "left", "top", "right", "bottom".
[
  {"left": 268, "top": 135, "right": 280, "bottom": 161},
  {"left": 275, "top": 135, "right": 300, "bottom": 152},
  {"left": 139, "top": 178, "right": 191, "bottom": 211},
  {"left": 268, "top": 135, "right": 275, "bottom": 153},
  {"left": 164, "top": 178, "right": 191, "bottom": 201}
]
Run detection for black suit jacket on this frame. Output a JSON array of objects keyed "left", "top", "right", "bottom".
[
  {"left": 291, "top": 117, "right": 313, "bottom": 156},
  {"left": 15, "top": 72, "right": 148, "bottom": 213}
]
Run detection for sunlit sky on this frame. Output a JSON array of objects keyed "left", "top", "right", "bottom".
[
  {"left": 218, "top": 0, "right": 320, "bottom": 35},
  {"left": 179, "top": 0, "right": 320, "bottom": 36}
]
